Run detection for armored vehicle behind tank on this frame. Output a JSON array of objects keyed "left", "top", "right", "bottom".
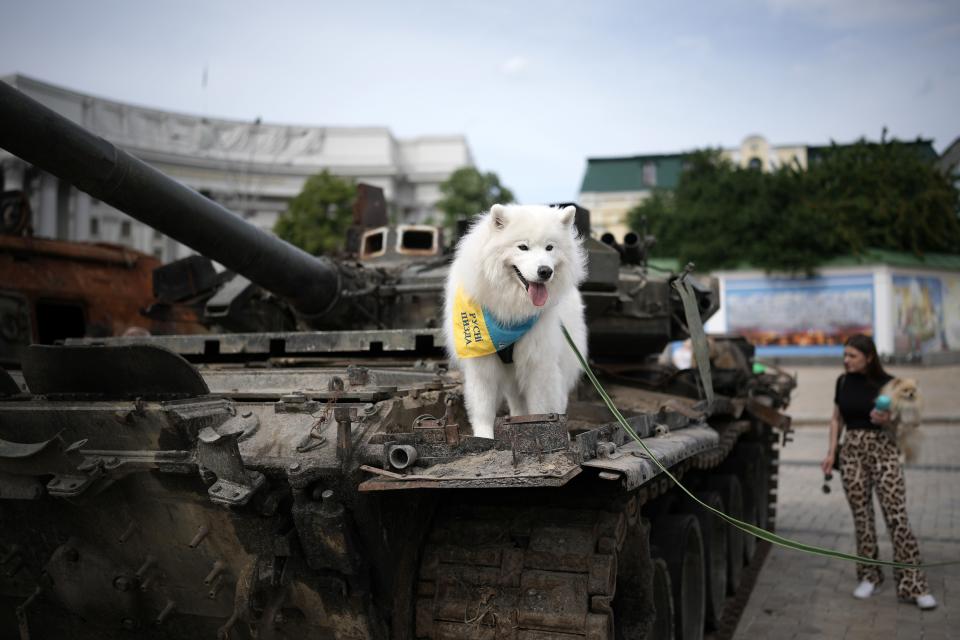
[
  {"left": 0, "top": 190, "right": 207, "bottom": 368},
  {"left": 0, "top": 81, "right": 795, "bottom": 640}
]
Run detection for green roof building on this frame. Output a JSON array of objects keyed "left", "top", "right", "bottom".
[{"left": 578, "top": 153, "right": 687, "bottom": 241}]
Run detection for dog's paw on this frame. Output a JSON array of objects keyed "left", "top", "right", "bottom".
[{"left": 471, "top": 422, "right": 495, "bottom": 439}]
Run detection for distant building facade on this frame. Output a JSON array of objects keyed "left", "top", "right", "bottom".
[
  {"left": 578, "top": 135, "right": 938, "bottom": 240},
  {"left": 0, "top": 74, "right": 473, "bottom": 261}
]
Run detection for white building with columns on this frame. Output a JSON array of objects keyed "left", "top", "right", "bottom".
[{"left": 0, "top": 74, "right": 473, "bottom": 261}]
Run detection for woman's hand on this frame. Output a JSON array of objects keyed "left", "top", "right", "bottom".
[
  {"left": 870, "top": 409, "right": 892, "bottom": 426},
  {"left": 821, "top": 452, "right": 835, "bottom": 475}
]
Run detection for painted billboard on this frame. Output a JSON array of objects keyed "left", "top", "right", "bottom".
[
  {"left": 944, "top": 275, "right": 960, "bottom": 351},
  {"left": 725, "top": 274, "right": 874, "bottom": 355},
  {"left": 893, "top": 275, "right": 946, "bottom": 354}
]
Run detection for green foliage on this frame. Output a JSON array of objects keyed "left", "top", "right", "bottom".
[
  {"left": 628, "top": 141, "right": 960, "bottom": 273},
  {"left": 436, "top": 167, "right": 516, "bottom": 229},
  {"left": 274, "top": 171, "right": 355, "bottom": 255}
]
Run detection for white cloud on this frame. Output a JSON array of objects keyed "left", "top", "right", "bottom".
[{"left": 501, "top": 56, "right": 530, "bottom": 75}]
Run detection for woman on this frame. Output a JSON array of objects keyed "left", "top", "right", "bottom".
[{"left": 821, "top": 334, "right": 936, "bottom": 609}]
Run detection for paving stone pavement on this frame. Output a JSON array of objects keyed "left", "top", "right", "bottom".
[{"left": 732, "top": 425, "right": 960, "bottom": 640}]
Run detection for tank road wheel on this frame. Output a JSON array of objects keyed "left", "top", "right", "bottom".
[
  {"left": 738, "top": 443, "right": 770, "bottom": 532},
  {"left": 611, "top": 515, "right": 658, "bottom": 640},
  {"left": 765, "top": 442, "right": 780, "bottom": 531},
  {"left": 648, "top": 557, "right": 675, "bottom": 640},
  {"left": 678, "top": 492, "right": 727, "bottom": 631},
  {"left": 651, "top": 514, "right": 705, "bottom": 640},
  {"left": 723, "top": 444, "right": 758, "bottom": 563},
  {"left": 706, "top": 475, "right": 744, "bottom": 594}
]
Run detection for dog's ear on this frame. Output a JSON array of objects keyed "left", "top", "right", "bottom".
[
  {"left": 491, "top": 204, "right": 507, "bottom": 230},
  {"left": 559, "top": 205, "right": 576, "bottom": 226}
]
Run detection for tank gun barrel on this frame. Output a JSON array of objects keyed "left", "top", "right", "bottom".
[
  {"left": 600, "top": 232, "right": 623, "bottom": 257},
  {"left": 0, "top": 81, "right": 340, "bottom": 318},
  {"left": 622, "top": 232, "right": 642, "bottom": 265}
]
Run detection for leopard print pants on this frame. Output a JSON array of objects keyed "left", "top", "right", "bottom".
[{"left": 840, "top": 429, "right": 929, "bottom": 599}]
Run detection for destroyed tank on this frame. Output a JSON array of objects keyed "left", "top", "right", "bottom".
[
  {"left": 0, "top": 82, "right": 795, "bottom": 640},
  {"left": 0, "top": 191, "right": 207, "bottom": 368}
]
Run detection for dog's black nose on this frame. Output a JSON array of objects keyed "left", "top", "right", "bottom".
[{"left": 537, "top": 266, "right": 553, "bottom": 280}]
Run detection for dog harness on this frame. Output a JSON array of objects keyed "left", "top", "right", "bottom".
[{"left": 451, "top": 286, "right": 538, "bottom": 361}]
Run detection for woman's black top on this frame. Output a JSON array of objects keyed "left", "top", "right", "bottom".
[{"left": 835, "top": 372, "right": 893, "bottom": 430}]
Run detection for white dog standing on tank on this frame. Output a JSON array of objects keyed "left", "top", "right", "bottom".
[{"left": 444, "top": 204, "right": 588, "bottom": 439}]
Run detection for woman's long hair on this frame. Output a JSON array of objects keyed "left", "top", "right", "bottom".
[{"left": 845, "top": 334, "right": 889, "bottom": 385}]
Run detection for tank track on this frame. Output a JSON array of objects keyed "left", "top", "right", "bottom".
[
  {"left": 412, "top": 462, "right": 701, "bottom": 639},
  {"left": 415, "top": 501, "right": 638, "bottom": 639}
]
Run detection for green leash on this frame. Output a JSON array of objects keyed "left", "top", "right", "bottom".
[{"left": 561, "top": 325, "right": 958, "bottom": 570}]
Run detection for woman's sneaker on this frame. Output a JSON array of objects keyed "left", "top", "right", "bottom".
[
  {"left": 853, "top": 580, "right": 879, "bottom": 599},
  {"left": 916, "top": 594, "right": 937, "bottom": 610}
]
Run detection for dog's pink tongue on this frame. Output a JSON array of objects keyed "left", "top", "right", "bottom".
[{"left": 528, "top": 282, "right": 548, "bottom": 307}]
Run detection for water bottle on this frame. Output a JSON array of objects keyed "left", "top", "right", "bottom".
[{"left": 875, "top": 394, "right": 891, "bottom": 412}]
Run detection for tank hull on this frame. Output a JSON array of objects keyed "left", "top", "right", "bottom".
[{"left": 0, "top": 336, "right": 793, "bottom": 639}]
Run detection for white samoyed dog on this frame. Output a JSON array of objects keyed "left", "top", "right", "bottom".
[{"left": 444, "top": 203, "right": 588, "bottom": 438}]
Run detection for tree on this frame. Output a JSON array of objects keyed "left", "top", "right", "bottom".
[
  {"left": 802, "top": 139, "right": 960, "bottom": 257},
  {"left": 436, "top": 167, "right": 516, "bottom": 229},
  {"left": 628, "top": 140, "right": 960, "bottom": 273},
  {"left": 274, "top": 171, "right": 355, "bottom": 255}
]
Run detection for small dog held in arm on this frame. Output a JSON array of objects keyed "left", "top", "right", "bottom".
[
  {"left": 444, "top": 204, "right": 588, "bottom": 439},
  {"left": 881, "top": 377, "right": 922, "bottom": 463}
]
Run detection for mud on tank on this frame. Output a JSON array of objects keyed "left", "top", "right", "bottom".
[{"left": 0, "top": 81, "right": 796, "bottom": 639}]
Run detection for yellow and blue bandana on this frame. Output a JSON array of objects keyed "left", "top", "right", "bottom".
[{"left": 451, "top": 287, "right": 538, "bottom": 359}]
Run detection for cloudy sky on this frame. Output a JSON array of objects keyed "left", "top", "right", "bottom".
[{"left": 2, "top": 0, "right": 958, "bottom": 202}]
